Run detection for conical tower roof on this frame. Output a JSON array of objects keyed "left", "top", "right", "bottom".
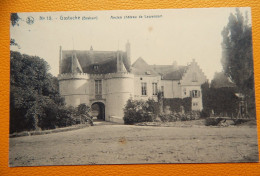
[
  {"left": 117, "top": 51, "right": 127, "bottom": 73},
  {"left": 71, "top": 52, "right": 83, "bottom": 73}
]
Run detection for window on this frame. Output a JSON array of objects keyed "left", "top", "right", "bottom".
[
  {"left": 145, "top": 71, "right": 151, "bottom": 75},
  {"left": 95, "top": 80, "right": 102, "bottom": 95},
  {"left": 93, "top": 65, "right": 99, "bottom": 70},
  {"left": 152, "top": 83, "right": 158, "bottom": 95},
  {"left": 190, "top": 90, "right": 200, "bottom": 98},
  {"left": 141, "top": 82, "right": 147, "bottom": 96},
  {"left": 192, "top": 72, "right": 198, "bottom": 82},
  {"left": 161, "top": 86, "right": 164, "bottom": 97},
  {"left": 183, "top": 88, "right": 187, "bottom": 95},
  {"left": 193, "top": 102, "right": 198, "bottom": 106}
]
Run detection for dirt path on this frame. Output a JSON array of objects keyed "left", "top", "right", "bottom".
[{"left": 9, "top": 122, "right": 259, "bottom": 166}]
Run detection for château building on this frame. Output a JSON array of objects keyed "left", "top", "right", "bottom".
[{"left": 58, "top": 41, "right": 207, "bottom": 123}]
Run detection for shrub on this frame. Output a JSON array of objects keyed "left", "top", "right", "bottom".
[
  {"left": 233, "top": 119, "right": 249, "bottom": 125},
  {"left": 179, "top": 111, "right": 200, "bottom": 121},
  {"left": 190, "top": 111, "right": 200, "bottom": 120},
  {"left": 123, "top": 99, "right": 157, "bottom": 124},
  {"left": 159, "top": 113, "right": 178, "bottom": 122},
  {"left": 200, "top": 109, "right": 211, "bottom": 118},
  {"left": 56, "top": 106, "right": 77, "bottom": 127},
  {"left": 76, "top": 103, "right": 90, "bottom": 115},
  {"left": 159, "top": 111, "right": 201, "bottom": 122},
  {"left": 205, "top": 117, "right": 223, "bottom": 126},
  {"left": 146, "top": 99, "right": 160, "bottom": 115}
]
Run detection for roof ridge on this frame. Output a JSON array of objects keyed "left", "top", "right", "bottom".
[{"left": 132, "top": 57, "right": 148, "bottom": 67}]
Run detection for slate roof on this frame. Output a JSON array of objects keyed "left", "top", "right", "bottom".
[
  {"left": 131, "top": 57, "right": 188, "bottom": 80},
  {"left": 131, "top": 57, "right": 159, "bottom": 76},
  {"left": 61, "top": 50, "right": 129, "bottom": 74},
  {"left": 149, "top": 65, "right": 176, "bottom": 75},
  {"left": 62, "top": 49, "right": 190, "bottom": 81},
  {"left": 161, "top": 66, "right": 188, "bottom": 80},
  {"left": 84, "top": 58, "right": 117, "bottom": 74}
]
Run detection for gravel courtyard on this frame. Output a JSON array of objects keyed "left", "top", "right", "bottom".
[{"left": 9, "top": 121, "right": 259, "bottom": 167}]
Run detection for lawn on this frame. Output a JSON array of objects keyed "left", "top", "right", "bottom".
[{"left": 9, "top": 120, "right": 259, "bottom": 166}]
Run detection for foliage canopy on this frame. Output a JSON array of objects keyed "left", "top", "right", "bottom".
[
  {"left": 221, "top": 9, "right": 256, "bottom": 117},
  {"left": 10, "top": 51, "right": 74, "bottom": 133},
  {"left": 221, "top": 9, "right": 253, "bottom": 93}
]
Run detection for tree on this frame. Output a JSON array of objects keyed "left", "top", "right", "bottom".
[
  {"left": 221, "top": 9, "right": 253, "bottom": 92},
  {"left": 10, "top": 51, "right": 70, "bottom": 133},
  {"left": 221, "top": 8, "right": 255, "bottom": 117},
  {"left": 201, "top": 81, "right": 239, "bottom": 118},
  {"left": 76, "top": 104, "right": 93, "bottom": 125},
  {"left": 10, "top": 13, "right": 20, "bottom": 47},
  {"left": 11, "top": 13, "right": 20, "bottom": 26},
  {"left": 211, "top": 72, "right": 236, "bottom": 89}
]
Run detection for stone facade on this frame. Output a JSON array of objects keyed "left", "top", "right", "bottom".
[{"left": 58, "top": 42, "right": 207, "bottom": 123}]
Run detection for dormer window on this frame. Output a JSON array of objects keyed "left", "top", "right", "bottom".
[
  {"left": 93, "top": 65, "right": 99, "bottom": 70},
  {"left": 145, "top": 71, "right": 151, "bottom": 75}
]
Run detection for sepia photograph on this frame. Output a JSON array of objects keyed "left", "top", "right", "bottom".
[{"left": 9, "top": 7, "right": 258, "bottom": 167}]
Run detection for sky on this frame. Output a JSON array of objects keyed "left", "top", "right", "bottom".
[{"left": 10, "top": 7, "right": 251, "bottom": 81}]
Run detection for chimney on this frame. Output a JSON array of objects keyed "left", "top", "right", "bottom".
[
  {"left": 172, "top": 60, "right": 177, "bottom": 70},
  {"left": 89, "top": 45, "right": 94, "bottom": 64}
]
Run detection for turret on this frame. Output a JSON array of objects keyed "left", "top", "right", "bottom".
[
  {"left": 58, "top": 51, "right": 89, "bottom": 107},
  {"left": 105, "top": 69, "right": 134, "bottom": 122}
]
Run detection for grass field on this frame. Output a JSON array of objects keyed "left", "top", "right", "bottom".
[{"left": 9, "top": 120, "right": 259, "bottom": 166}]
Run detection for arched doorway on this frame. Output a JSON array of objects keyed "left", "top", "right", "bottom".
[{"left": 91, "top": 102, "right": 105, "bottom": 120}]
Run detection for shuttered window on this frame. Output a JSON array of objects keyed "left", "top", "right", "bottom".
[
  {"left": 190, "top": 90, "right": 200, "bottom": 98},
  {"left": 141, "top": 82, "right": 147, "bottom": 95}
]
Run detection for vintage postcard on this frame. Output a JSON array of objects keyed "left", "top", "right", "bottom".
[{"left": 9, "top": 7, "right": 258, "bottom": 167}]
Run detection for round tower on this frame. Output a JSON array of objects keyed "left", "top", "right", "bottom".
[
  {"left": 58, "top": 48, "right": 90, "bottom": 107},
  {"left": 58, "top": 73, "right": 90, "bottom": 107},
  {"left": 105, "top": 72, "right": 134, "bottom": 123}
]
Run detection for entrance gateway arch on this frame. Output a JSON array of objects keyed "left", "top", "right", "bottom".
[{"left": 91, "top": 102, "right": 105, "bottom": 120}]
